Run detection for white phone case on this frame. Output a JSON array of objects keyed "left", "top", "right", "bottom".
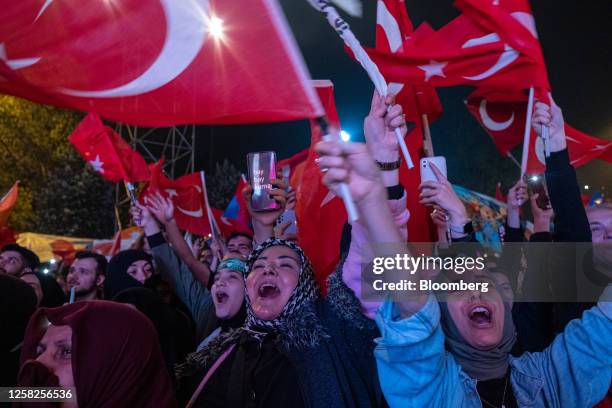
[{"left": 420, "top": 156, "right": 447, "bottom": 183}]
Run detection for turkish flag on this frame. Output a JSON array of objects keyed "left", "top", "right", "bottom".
[
  {"left": 295, "top": 81, "right": 347, "bottom": 291},
  {"left": 366, "top": 13, "right": 544, "bottom": 91},
  {"left": 466, "top": 90, "right": 612, "bottom": 174},
  {"left": 527, "top": 124, "right": 612, "bottom": 175},
  {"left": 0, "top": 0, "right": 323, "bottom": 126},
  {"left": 375, "top": 0, "right": 437, "bottom": 242},
  {"left": 466, "top": 88, "right": 529, "bottom": 155},
  {"left": 143, "top": 161, "right": 212, "bottom": 237},
  {"left": 455, "top": 0, "right": 549, "bottom": 99},
  {"left": 69, "top": 113, "right": 150, "bottom": 183},
  {"left": 0, "top": 182, "right": 18, "bottom": 228}
]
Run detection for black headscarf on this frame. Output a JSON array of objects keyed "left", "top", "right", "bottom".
[
  {"left": 29, "top": 272, "right": 66, "bottom": 308},
  {"left": 104, "top": 250, "right": 153, "bottom": 299}
]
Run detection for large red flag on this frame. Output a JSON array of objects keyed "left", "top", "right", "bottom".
[
  {"left": 295, "top": 81, "right": 347, "bottom": 290},
  {"left": 455, "top": 0, "right": 550, "bottom": 101},
  {"left": 143, "top": 161, "right": 212, "bottom": 237},
  {"left": 466, "top": 90, "right": 612, "bottom": 174},
  {"left": 69, "top": 113, "right": 150, "bottom": 183},
  {"left": 366, "top": 13, "right": 545, "bottom": 92},
  {"left": 0, "top": 0, "right": 322, "bottom": 126},
  {"left": 375, "top": 0, "right": 438, "bottom": 242}
]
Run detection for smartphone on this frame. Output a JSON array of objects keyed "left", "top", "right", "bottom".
[
  {"left": 276, "top": 209, "right": 297, "bottom": 235},
  {"left": 247, "top": 151, "right": 280, "bottom": 211},
  {"left": 420, "top": 156, "right": 447, "bottom": 183},
  {"left": 525, "top": 174, "right": 551, "bottom": 209}
]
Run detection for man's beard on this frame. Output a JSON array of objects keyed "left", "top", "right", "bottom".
[{"left": 74, "top": 282, "right": 98, "bottom": 298}]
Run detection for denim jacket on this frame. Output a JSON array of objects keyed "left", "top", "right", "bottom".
[{"left": 374, "top": 287, "right": 612, "bottom": 408}]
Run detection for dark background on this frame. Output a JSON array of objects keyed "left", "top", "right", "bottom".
[{"left": 195, "top": 0, "right": 611, "bottom": 196}]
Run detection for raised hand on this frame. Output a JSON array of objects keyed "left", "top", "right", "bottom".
[
  {"left": 530, "top": 193, "right": 554, "bottom": 233},
  {"left": 242, "top": 179, "right": 288, "bottom": 227},
  {"left": 418, "top": 163, "right": 468, "bottom": 227},
  {"left": 363, "top": 91, "right": 408, "bottom": 162},
  {"left": 532, "top": 94, "right": 566, "bottom": 153},
  {"left": 146, "top": 192, "right": 175, "bottom": 225},
  {"left": 315, "top": 140, "right": 384, "bottom": 204},
  {"left": 131, "top": 201, "right": 160, "bottom": 236},
  {"left": 507, "top": 180, "right": 528, "bottom": 211}
]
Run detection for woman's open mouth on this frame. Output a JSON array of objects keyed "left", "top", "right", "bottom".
[
  {"left": 468, "top": 305, "right": 492, "bottom": 328},
  {"left": 215, "top": 291, "right": 229, "bottom": 304},
  {"left": 258, "top": 282, "right": 281, "bottom": 299}
]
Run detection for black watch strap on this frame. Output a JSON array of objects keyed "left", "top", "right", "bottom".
[{"left": 386, "top": 185, "right": 404, "bottom": 200}]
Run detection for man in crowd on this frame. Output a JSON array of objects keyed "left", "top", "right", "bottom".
[
  {"left": 0, "top": 244, "right": 40, "bottom": 277},
  {"left": 66, "top": 251, "right": 108, "bottom": 301},
  {"left": 225, "top": 232, "right": 253, "bottom": 259}
]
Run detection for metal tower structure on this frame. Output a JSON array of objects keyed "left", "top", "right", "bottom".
[{"left": 112, "top": 123, "right": 197, "bottom": 228}]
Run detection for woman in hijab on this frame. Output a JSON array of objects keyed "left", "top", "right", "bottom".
[
  {"left": 197, "top": 258, "right": 248, "bottom": 351},
  {"left": 17, "top": 300, "right": 177, "bottom": 407},
  {"left": 176, "top": 237, "right": 385, "bottom": 407},
  {"left": 174, "top": 135, "right": 411, "bottom": 408},
  {"left": 21, "top": 272, "right": 66, "bottom": 308},
  {"left": 104, "top": 249, "right": 155, "bottom": 299}
]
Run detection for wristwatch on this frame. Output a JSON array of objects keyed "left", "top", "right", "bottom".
[
  {"left": 448, "top": 220, "right": 474, "bottom": 235},
  {"left": 376, "top": 157, "right": 402, "bottom": 171}
]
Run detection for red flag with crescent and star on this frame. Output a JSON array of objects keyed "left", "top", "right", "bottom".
[
  {"left": 365, "top": 9, "right": 547, "bottom": 93},
  {"left": 0, "top": 0, "right": 322, "bottom": 126},
  {"left": 466, "top": 89, "right": 612, "bottom": 174},
  {"left": 69, "top": 113, "right": 150, "bottom": 183},
  {"left": 142, "top": 161, "right": 212, "bottom": 237}
]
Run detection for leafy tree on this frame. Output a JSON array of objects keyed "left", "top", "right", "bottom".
[{"left": 0, "top": 95, "right": 115, "bottom": 237}]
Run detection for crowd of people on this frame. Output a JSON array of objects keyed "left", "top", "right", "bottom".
[{"left": 0, "top": 91, "right": 610, "bottom": 407}]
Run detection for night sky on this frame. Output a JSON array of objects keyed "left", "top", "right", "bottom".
[{"left": 194, "top": 0, "right": 611, "bottom": 197}]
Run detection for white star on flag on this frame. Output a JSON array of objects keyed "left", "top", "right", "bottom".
[
  {"left": 418, "top": 60, "right": 448, "bottom": 81},
  {"left": 89, "top": 155, "right": 105, "bottom": 173}
]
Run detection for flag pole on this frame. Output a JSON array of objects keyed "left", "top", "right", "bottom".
[
  {"left": 200, "top": 171, "right": 227, "bottom": 253},
  {"left": 421, "top": 114, "right": 435, "bottom": 157},
  {"left": 520, "top": 87, "right": 535, "bottom": 177},
  {"left": 123, "top": 181, "right": 137, "bottom": 205},
  {"left": 506, "top": 151, "right": 521, "bottom": 170},
  {"left": 307, "top": 0, "right": 414, "bottom": 169}
]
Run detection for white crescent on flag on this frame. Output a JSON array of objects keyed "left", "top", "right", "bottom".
[
  {"left": 479, "top": 99, "right": 514, "bottom": 131},
  {"left": 61, "top": 0, "right": 209, "bottom": 98}
]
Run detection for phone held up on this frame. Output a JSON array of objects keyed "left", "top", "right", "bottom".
[
  {"left": 247, "top": 151, "right": 280, "bottom": 212},
  {"left": 420, "top": 156, "right": 447, "bottom": 184},
  {"left": 525, "top": 174, "right": 551, "bottom": 210}
]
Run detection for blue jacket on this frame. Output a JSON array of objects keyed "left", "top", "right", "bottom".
[{"left": 374, "top": 288, "right": 612, "bottom": 408}]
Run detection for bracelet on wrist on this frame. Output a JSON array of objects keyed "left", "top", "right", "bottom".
[{"left": 376, "top": 157, "right": 402, "bottom": 171}]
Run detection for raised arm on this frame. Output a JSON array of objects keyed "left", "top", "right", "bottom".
[
  {"left": 242, "top": 179, "right": 287, "bottom": 247},
  {"left": 532, "top": 96, "right": 591, "bottom": 243},
  {"left": 146, "top": 193, "right": 212, "bottom": 287},
  {"left": 336, "top": 91, "right": 410, "bottom": 318}
]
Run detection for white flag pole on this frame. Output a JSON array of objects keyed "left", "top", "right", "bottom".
[
  {"left": 307, "top": 0, "right": 414, "bottom": 169},
  {"left": 520, "top": 87, "right": 535, "bottom": 177}
]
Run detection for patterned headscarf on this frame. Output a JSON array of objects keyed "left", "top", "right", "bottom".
[
  {"left": 176, "top": 239, "right": 326, "bottom": 381},
  {"left": 244, "top": 238, "right": 320, "bottom": 332}
]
